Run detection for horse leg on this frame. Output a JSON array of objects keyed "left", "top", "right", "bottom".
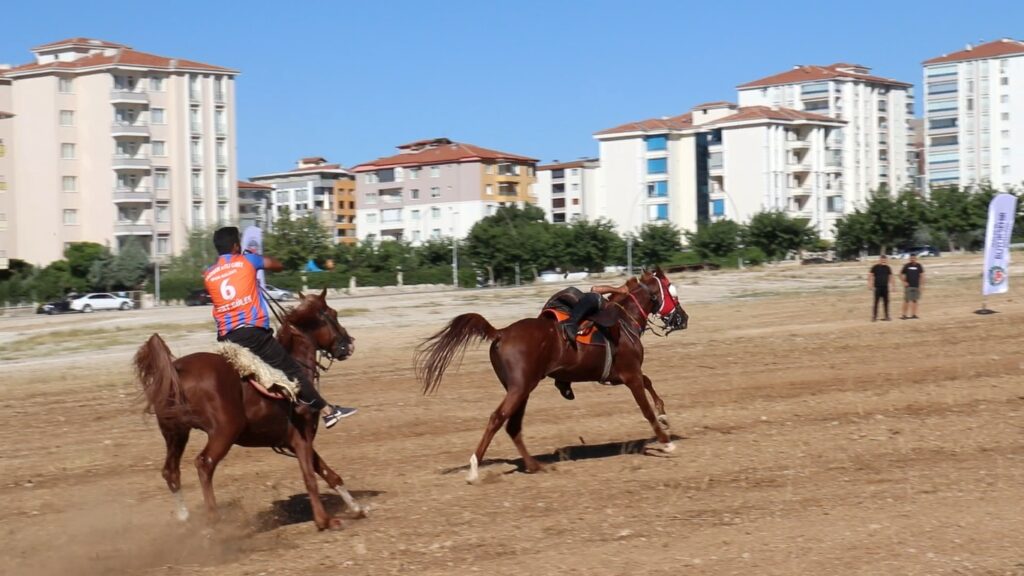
[
  {"left": 291, "top": 432, "right": 340, "bottom": 530},
  {"left": 643, "top": 374, "right": 670, "bottom": 429},
  {"left": 312, "top": 450, "right": 365, "bottom": 518},
  {"left": 506, "top": 394, "right": 543, "bottom": 473},
  {"left": 194, "top": 431, "right": 236, "bottom": 523},
  {"left": 625, "top": 376, "right": 675, "bottom": 453},
  {"left": 160, "top": 424, "right": 191, "bottom": 522},
  {"left": 468, "top": 389, "right": 528, "bottom": 483}
]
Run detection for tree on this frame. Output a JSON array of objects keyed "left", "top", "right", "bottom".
[
  {"left": 265, "top": 208, "right": 333, "bottom": 270},
  {"left": 557, "top": 218, "right": 622, "bottom": 272},
  {"left": 109, "top": 239, "right": 151, "bottom": 289},
  {"left": 744, "top": 211, "right": 819, "bottom": 261},
  {"left": 833, "top": 187, "right": 926, "bottom": 256},
  {"left": 64, "top": 242, "right": 111, "bottom": 286},
  {"left": 465, "top": 204, "right": 555, "bottom": 284},
  {"left": 634, "top": 222, "right": 683, "bottom": 265},
  {"left": 683, "top": 220, "right": 741, "bottom": 259},
  {"left": 30, "top": 260, "right": 77, "bottom": 301}
]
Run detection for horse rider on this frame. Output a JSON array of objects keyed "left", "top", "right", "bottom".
[
  {"left": 204, "top": 226, "right": 357, "bottom": 429},
  {"left": 558, "top": 283, "right": 631, "bottom": 344}
]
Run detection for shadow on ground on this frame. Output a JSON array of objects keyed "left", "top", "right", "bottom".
[{"left": 254, "top": 489, "right": 384, "bottom": 531}]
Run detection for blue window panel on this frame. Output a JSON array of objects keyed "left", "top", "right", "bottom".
[
  {"left": 645, "top": 135, "right": 668, "bottom": 151},
  {"left": 928, "top": 81, "right": 958, "bottom": 95},
  {"left": 926, "top": 100, "right": 958, "bottom": 112},
  {"left": 802, "top": 82, "right": 829, "bottom": 94},
  {"left": 647, "top": 180, "right": 668, "bottom": 197},
  {"left": 926, "top": 64, "right": 958, "bottom": 77},
  {"left": 711, "top": 199, "right": 725, "bottom": 216},
  {"left": 647, "top": 158, "right": 667, "bottom": 174},
  {"left": 648, "top": 203, "right": 669, "bottom": 221}
]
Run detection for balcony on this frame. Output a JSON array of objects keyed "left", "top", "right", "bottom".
[
  {"left": 786, "top": 138, "right": 810, "bottom": 150},
  {"left": 189, "top": 90, "right": 201, "bottom": 103},
  {"left": 790, "top": 187, "right": 812, "bottom": 197},
  {"left": 114, "top": 221, "right": 153, "bottom": 235},
  {"left": 192, "top": 188, "right": 204, "bottom": 200},
  {"left": 786, "top": 162, "right": 811, "bottom": 173},
  {"left": 113, "top": 187, "right": 153, "bottom": 202},
  {"left": 155, "top": 220, "right": 173, "bottom": 234},
  {"left": 191, "top": 155, "right": 203, "bottom": 166},
  {"left": 190, "top": 123, "right": 202, "bottom": 135},
  {"left": 216, "top": 124, "right": 228, "bottom": 137},
  {"left": 214, "top": 90, "right": 226, "bottom": 104},
  {"left": 216, "top": 156, "right": 228, "bottom": 168},
  {"left": 110, "top": 89, "right": 148, "bottom": 104},
  {"left": 112, "top": 154, "right": 151, "bottom": 170},
  {"left": 111, "top": 121, "right": 150, "bottom": 137}
]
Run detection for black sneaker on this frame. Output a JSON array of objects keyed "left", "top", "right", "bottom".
[
  {"left": 900, "top": 316, "right": 909, "bottom": 320},
  {"left": 323, "top": 406, "right": 358, "bottom": 429}
]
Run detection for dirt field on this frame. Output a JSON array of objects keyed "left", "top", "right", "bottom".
[{"left": 2, "top": 255, "right": 1022, "bottom": 576}]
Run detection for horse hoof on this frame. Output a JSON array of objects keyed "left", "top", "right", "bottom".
[
  {"left": 318, "top": 517, "right": 344, "bottom": 531},
  {"left": 524, "top": 462, "right": 546, "bottom": 474},
  {"left": 354, "top": 507, "right": 368, "bottom": 519}
]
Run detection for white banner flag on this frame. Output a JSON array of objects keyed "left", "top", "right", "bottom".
[
  {"left": 982, "top": 193, "right": 1018, "bottom": 296},
  {"left": 241, "top": 226, "right": 266, "bottom": 288}
]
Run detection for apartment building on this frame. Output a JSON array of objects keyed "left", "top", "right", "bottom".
[
  {"left": 0, "top": 103, "right": 12, "bottom": 269},
  {"left": 333, "top": 177, "right": 357, "bottom": 244},
  {"left": 737, "top": 63, "right": 914, "bottom": 205},
  {"left": 594, "top": 102, "right": 845, "bottom": 238},
  {"left": 249, "top": 157, "right": 356, "bottom": 243},
  {"left": 922, "top": 39, "right": 1024, "bottom": 189},
  {"left": 0, "top": 37, "right": 239, "bottom": 265},
  {"left": 237, "top": 180, "right": 272, "bottom": 230},
  {"left": 534, "top": 158, "right": 599, "bottom": 224},
  {"left": 351, "top": 138, "right": 537, "bottom": 244}
]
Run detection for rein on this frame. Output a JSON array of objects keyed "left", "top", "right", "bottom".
[{"left": 261, "top": 286, "right": 338, "bottom": 383}]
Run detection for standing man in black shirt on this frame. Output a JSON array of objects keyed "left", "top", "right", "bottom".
[
  {"left": 900, "top": 254, "right": 925, "bottom": 319},
  {"left": 868, "top": 254, "right": 895, "bottom": 321}
]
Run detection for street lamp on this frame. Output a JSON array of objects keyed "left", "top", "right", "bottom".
[{"left": 451, "top": 209, "right": 459, "bottom": 288}]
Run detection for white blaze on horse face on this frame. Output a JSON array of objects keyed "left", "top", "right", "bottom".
[
  {"left": 467, "top": 454, "right": 479, "bottom": 483},
  {"left": 173, "top": 491, "right": 189, "bottom": 522}
]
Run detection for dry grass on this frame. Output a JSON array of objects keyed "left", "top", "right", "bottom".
[{"left": 0, "top": 322, "right": 210, "bottom": 360}]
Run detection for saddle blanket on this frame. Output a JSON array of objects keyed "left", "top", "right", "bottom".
[
  {"left": 216, "top": 342, "right": 299, "bottom": 401},
  {"left": 541, "top": 308, "right": 609, "bottom": 347}
]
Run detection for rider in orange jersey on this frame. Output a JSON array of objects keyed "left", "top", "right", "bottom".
[{"left": 204, "top": 227, "right": 356, "bottom": 428}]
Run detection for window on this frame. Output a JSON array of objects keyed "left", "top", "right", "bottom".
[
  {"left": 62, "top": 209, "right": 78, "bottom": 225},
  {"left": 61, "top": 143, "right": 75, "bottom": 159},
  {"left": 381, "top": 208, "right": 401, "bottom": 223},
  {"left": 412, "top": 230, "right": 422, "bottom": 242},
  {"left": 1001, "top": 77, "right": 1009, "bottom": 86},
  {"left": 190, "top": 107, "right": 201, "bottom": 132},
  {"left": 191, "top": 171, "right": 202, "bottom": 195},
  {"left": 485, "top": 184, "right": 493, "bottom": 195},
  {"left": 59, "top": 110, "right": 74, "bottom": 126},
  {"left": 151, "top": 108, "right": 165, "bottom": 124},
  {"left": 711, "top": 199, "right": 725, "bottom": 217},
  {"left": 647, "top": 204, "right": 669, "bottom": 221},
  {"left": 1002, "top": 112, "right": 1010, "bottom": 121},
  {"left": 408, "top": 167, "right": 420, "bottom": 180},
  {"left": 497, "top": 163, "right": 519, "bottom": 176},
  {"left": 58, "top": 77, "right": 73, "bottom": 93},
  {"left": 150, "top": 76, "right": 164, "bottom": 91},
  {"left": 191, "top": 204, "right": 204, "bottom": 227},
  {"left": 215, "top": 109, "right": 226, "bottom": 134},
  {"left": 154, "top": 170, "right": 169, "bottom": 189},
  {"left": 571, "top": 183, "right": 580, "bottom": 191},
  {"left": 430, "top": 166, "right": 440, "bottom": 178},
  {"left": 216, "top": 141, "right": 227, "bottom": 165},
  {"left": 431, "top": 207, "right": 441, "bottom": 218},
  {"left": 152, "top": 140, "right": 166, "bottom": 156},
  {"left": 156, "top": 204, "right": 170, "bottom": 223},
  {"left": 645, "top": 135, "right": 668, "bottom": 151},
  {"left": 411, "top": 209, "right": 421, "bottom": 220},
  {"left": 410, "top": 188, "right": 420, "bottom": 199},
  {"left": 189, "top": 75, "right": 201, "bottom": 99},
  {"left": 571, "top": 168, "right": 579, "bottom": 176},
  {"left": 431, "top": 228, "right": 441, "bottom": 239},
  {"left": 364, "top": 191, "right": 378, "bottom": 204},
  {"left": 647, "top": 158, "right": 667, "bottom": 174},
  {"left": 1001, "top": 95, "right": 1010, "bottom": 104},
  {"left": 365, "top": 212, "right": 378, "bottom": 224},
  {"left": 218, "top": 204, "right": 229, "bottom": 224},
  {"left": 647, "top": 181, "right": 668, "bottom": 197},
  {"left": 827, "top": 196, "right": 845, "bottom": 212},
  {"left": 62, "top": 176, "right": 76, "bottom": 191},
  {"left": 430, "top": 187, "right": 441, "bottom": 198},
  {"left": 191, "top": 139, "right": 202, "bottom": 162},
  {"left": 155, "top": 236, "right": 169, "bottom": 255},
  {"left": 1002, "top": 130, "right": 1010, "bottom": 139},
  {"left": 217, "top": 172, "right": 228, "bottom": 197}
]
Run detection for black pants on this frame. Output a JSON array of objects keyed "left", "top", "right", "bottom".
[
  {"left": 220, "top": 326, "right": 327, "bottom": 411},
  {"left": 567, "top": 292, "right": 603, "bottom": 325},
  {"left": 873, "top": 287, "right": 890, "bottom": 319}
]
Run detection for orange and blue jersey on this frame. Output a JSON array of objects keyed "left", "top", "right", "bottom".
[{"left": 203, "top": 253, "right": 270, "bottom": 337}]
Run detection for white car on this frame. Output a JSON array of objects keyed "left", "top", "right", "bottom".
[
  {"left": 263, "top": 284, "right": 294, "bottom": 301},
  {"left": 69, "top": 292, "right": 134, "bottom": 313}
]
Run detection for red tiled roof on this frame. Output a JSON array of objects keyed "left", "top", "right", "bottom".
[
  {"left": 924, "top": 38, "right": 1024, "bottom": 65},
  {"left": 299, "top": 156, "right": 327, "bottom": 164},
  {"left": 33, "top": 37, "right": 129, "bottom": 50},
  {"left": 3, "top": 47, "right": 236, "bottom": 77},
  {"left": 594, "top": 112, "right": 695, "bottom": 136},
  {"left": 738, "top": 63, "right": 911, "bottom": 89},
  {"left": 538, "top": 158, "right": 598, "bottom": 171},
  {"left": 397, "top": 137, "right": 451, "bottom": 149},
  {"left": 238, "top": 180, "right": 273, "bottom": 190},
  {"left": 709, "top": 105, "right": 843, "bottom": 126},
  {"left": 691, "top": 101, "right": 735, "bottom": 109},
  {"left": 352, "top": 141, "right": 538, "bottom": 171},
  {"left": 291, "top": 163, "right": 342, "bottom": 172}
]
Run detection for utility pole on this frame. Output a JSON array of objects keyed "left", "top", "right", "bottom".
[{"left": 626, "top": 234, "right": 634, "bottom": 276}]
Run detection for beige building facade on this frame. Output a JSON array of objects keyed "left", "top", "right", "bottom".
[{"left": 0, "top": 38, "right": 238, "bottom": 265}]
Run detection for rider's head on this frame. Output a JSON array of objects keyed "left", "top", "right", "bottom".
[{"left": 213, "top": 226, "right": 241, "bottom": 255}]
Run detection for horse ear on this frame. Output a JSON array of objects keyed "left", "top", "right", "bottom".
[
  {"left": 297, "top": 290, "right": 306, "bottom": 300},
  {"left": 319, "top": 287, "right": 327, "bottom": 300}
]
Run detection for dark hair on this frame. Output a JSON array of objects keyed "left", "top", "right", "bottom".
[{"left": 213, "top": 227, "right": 240, "bottom": 255}]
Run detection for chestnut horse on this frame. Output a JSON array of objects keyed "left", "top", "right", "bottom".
[
  {"left": 134, "top": 289, "right": 361, "bottom": 530},
  {"left": 416, "top": 267, "right": 688, "bottom": 482}
]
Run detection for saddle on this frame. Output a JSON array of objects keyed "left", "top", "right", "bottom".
[
  {"left": 539, "top": 287, "right": 617, "bottom": 384},
  {"left": 216, "top": 342, "right": 299, "bottom": 401}
]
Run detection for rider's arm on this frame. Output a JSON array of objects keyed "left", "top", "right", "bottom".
[
  {"left": 261, "top": 255, "right": 285, "bottom": 273},
  {"left": 591, "top": 284, "right": 628, "bottom": 296}
]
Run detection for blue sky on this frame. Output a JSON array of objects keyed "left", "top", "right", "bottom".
[{"left": 2, "top": 0, "right": 1020, "bottom": 177}]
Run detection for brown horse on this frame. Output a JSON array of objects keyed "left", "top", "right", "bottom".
[
  {"left": 416, "top": 267, "right": 688, "bottom": 482},
  {"left": 134, "top": 289, "right": 361, "bottom": 530}
]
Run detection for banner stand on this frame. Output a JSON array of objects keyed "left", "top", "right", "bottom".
[{"left": 973, "top": 299, "right": 997, "bottom": 315}]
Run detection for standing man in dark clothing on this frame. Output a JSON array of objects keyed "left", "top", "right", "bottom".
[
  {"left": 900, "top": 254, "right": 925, "bottom": 319},
  {"left": 868, "top": 254, "right": 895, "bottom": 321}
]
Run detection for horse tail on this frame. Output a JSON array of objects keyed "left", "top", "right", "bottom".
[
  {"left": 416, "top": 313, "right": 499, "bottom": 395},
  {"left": 134, "top": 333, "right": 186, "bottom": 417}
]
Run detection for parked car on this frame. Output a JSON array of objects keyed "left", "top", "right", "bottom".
[
  {"left": 69, "top": 292, "right": 134, "bottom": 313},
  {"left": 36, "top": 294, "right": 79, "bottom": 315},
  {"left": 263, "top": 284, "right": 294, "bottom": 301},
  {"left": 894, "top": 246, "right": 941, "bottom": 259},
  {"left": 184, "top": 289, "right": 213, "bottom": 306}
]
